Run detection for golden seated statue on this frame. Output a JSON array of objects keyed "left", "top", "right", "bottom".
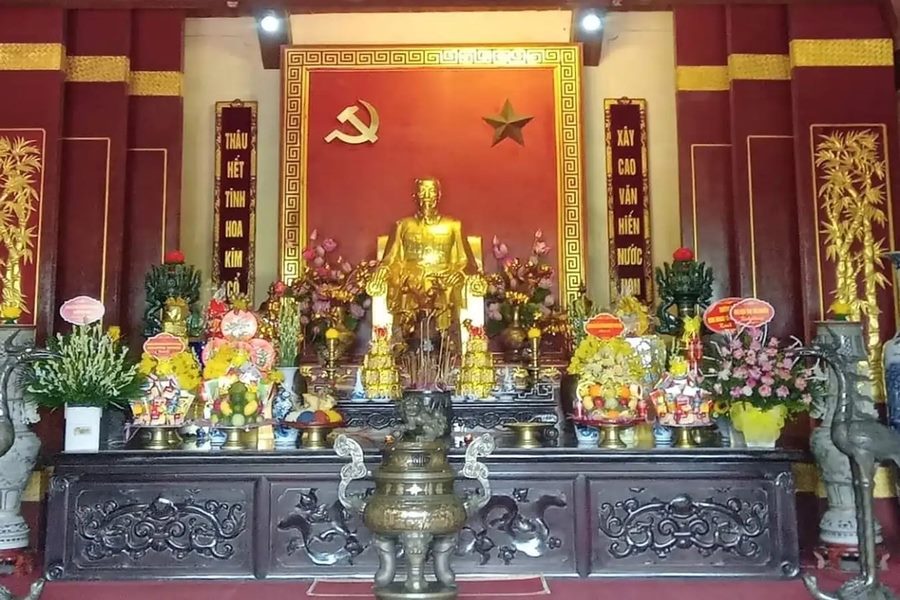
[{"left": 366, "top": 177, "right": 486, "bottom": 350}]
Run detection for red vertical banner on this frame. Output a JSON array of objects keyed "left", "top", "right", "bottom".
[
  {"left": 213, "top": 101, "right": 257, "bottom": 299},
  {"left": 605, "top": 98, "right": 652, "bottom": 303}
]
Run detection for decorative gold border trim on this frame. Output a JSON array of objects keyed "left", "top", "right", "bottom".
[
  {"left": 688, "top": 144, "right": 731, "bottom": 258},
  {"left": 66, "top": 55, "right": 130, "bottom": 82},
  {"left": 128, "top": 148, "right": 169, "bottom": 262},
  {"left": 214, "top": 100, "right": 258, "bottom": 299},
  {"left": 728, "top": 54, "right": 790, "bottom": 81},
  {"left": 808, "top": 123, "right": 895, "bottom": 321},
  {"left": 129, "top": 71, "right": 182, "bottom": 97},
  {"left": 60, "top": 137, "right": 111, "bottom": 304},
  {"left": 746, "top": 135, "right": 793, "bottom": 296},
  {"left": 604, "top": 97, "right": 652, "bottom": 303},
  {"left": 793, "top": 462, "right": 897, "bottom": 499},
  {"left": 0, "top": 43, "right": 64, "bottom": 71},
  {"left": 280, "top": 45, "right": 586, "bottom": 303},
  {"left": 791, "top": 38, "right": 893, "bottom": 68},
  {"left": 676, "top": 65, "right": 729, "bottom": 92}
]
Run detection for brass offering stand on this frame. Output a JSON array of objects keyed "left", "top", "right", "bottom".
[
  {"left": 598, "top": 423, "right": 629, "bottom": 449},
  {"left": 288, "top": 422, "right": 339, "bottom": 449},
  {"left": 222, "top": 428, "right": 244, "bottom": 450},
  {"left": 144, "top": 426, "right": 182, "bottom": 450},
  {"left": 673, "top": 426, "right": 696, "bottom": 449},
  {"left": 506, "top": 422, "right": 549, "bottom": 448}
]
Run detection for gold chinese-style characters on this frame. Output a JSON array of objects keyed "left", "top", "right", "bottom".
[
  {"left": 814, "top": 128, "right": 890, "bottom": 401},
  {"left": 0, "top": 136, "right": 42, "bottom": 316}
]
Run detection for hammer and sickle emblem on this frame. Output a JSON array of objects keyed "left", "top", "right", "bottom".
[{"left": 324, "top": 100, "right": 380, "bottom": 145}]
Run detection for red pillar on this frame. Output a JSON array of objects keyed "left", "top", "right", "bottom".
[
  {"left": 0, "top": 8, "right": 66, "bottom": 338},
  {"left": 57, "top": 9, "right": 132, "bottom": 329},
  {"left": 725, "top": 5, "right": 802, "bottom": 339},
  {"left": 674, "top": 5, "right": 736, "bottom": 300},
  {"left": 123, "top": 9, "right": 185, "bottom": 345}
]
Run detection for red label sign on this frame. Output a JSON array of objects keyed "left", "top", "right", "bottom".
[
  {"left": 59, "top": 296, "right": 105, "bottom": 325},
  {"left": 730, "top": 298, "right": 775, "bottom": 328},
  {"left": 703, "top": 297, "right": 741, "bottom": 334},
  {"left": 143, "top": 333, "right": 187, "bottom": 359},
  {"left": 585, "top": 313, "right": 625, "bottom": 339},
  {"left": 605, "top": 98, "right": 652, "bottom": 304},
  {"left": 214, "top": 100, "right": 257, "bottom": 300}
]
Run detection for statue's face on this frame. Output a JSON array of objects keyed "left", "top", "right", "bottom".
[{"left": 415, "top": 179, "right": 439, "bottom": 216}]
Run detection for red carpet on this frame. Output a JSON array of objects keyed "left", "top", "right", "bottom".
[
  {"left": 1, "top": 571, "right": 898, "bottom": 599},
  {"left": 308, "top": 576, "right": 549, "bottom": 597}
]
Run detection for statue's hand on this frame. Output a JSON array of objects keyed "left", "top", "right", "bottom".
[
  {"left": 466, "top": 272, "right": 488, "bottom": 297},
  {"left": 366, "top": 265, "right": 390, "bottom": 297}
]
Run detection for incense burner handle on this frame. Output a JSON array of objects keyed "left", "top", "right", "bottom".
[
  {"left": 334, "top": 434, "right": 370, "bottom": 515},
  {"left": 461, "top": 433, "right": 495, "bottom": 517}
]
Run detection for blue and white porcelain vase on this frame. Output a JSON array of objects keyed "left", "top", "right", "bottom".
[
  {"left": 653, "top": 424, "right": 673, "bottom": 446},
  {"left": 274, "top": 366, "right": 300, "bottom": 448},
  {"left": 884, "top": 251, "right": 900, "bottom": 432},
  {"left": 715, "top": 416, "right": 732, "bottom": 446}
]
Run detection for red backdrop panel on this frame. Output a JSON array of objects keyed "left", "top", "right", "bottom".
[
  {"left": 0, "top": 7, "right": 65, "bottom": 337},
  {"left": 302, "top": 67, "right": 559, "bottom": 277}
]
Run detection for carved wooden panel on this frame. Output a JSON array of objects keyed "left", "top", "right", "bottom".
[
  {"left": 63, "top": 481, "right": 254, "bottom": 579},
  {"left": 588, "top": 475, "right": 781, "bottom": 576},
  {"left": 455, "top": 479, "right": 575, "bottom": 575},
  {"left": 269, "top": 479, "right": 378, "bottom": 577}
]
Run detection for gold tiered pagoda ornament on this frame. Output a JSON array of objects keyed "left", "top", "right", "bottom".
[
  {"left": 458, "top": 320, "right": 494, "bottom": 399},
  {"left": 362, "top": 326, "right": 401, "bottom": 400}
]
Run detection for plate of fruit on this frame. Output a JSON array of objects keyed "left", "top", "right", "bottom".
[
  {"left": 283, "top": 392, "right": 343, "bottom": 429},
  {"left": 210, "top": 381, "right": 267, "bottom": 428}
]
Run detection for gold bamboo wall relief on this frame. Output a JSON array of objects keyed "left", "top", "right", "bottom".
[
  {"left": 0, "top": 135, "right": 42, "bottom": 322},
  {"left": 813, "top": 127, "right": 892, "bottom": 401}
]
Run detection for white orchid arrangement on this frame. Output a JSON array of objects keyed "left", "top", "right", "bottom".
[{"left": 24, "top": 324, "right": 142, "bottom": 410}]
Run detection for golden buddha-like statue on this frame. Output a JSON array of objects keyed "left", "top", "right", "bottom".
[{"left": 368, "top": 178, "right": 486, "bottom": 343}]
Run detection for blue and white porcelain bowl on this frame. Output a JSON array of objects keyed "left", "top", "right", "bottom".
[{"left": 575, "top": 423, "right": 599, "bottom": 446}]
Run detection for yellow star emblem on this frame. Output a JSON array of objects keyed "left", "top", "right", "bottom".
[{"left": 482, "top": 100, "right": 533, "bottom": 147}]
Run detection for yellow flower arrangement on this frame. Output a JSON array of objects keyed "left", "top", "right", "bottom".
[
  {"left": 107, "top": 326, "right": 121, "bottom": 342},
  {"left": 139, "top": 350, "right": 202, "bottom": 393},
  {"left": 203, "top": 345, "right": 249, "bottom": 380},
  {"left": 615, "top": 295, "right": 650, "bottom": 336},
  {"left": 527, "top": 327, "right": 542, "bottom": 339}
]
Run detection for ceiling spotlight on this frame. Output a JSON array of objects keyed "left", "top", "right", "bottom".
[
  {"left": 260, "top": 13, "right": 281, "bottom": 34},
  {"left": 580, "top": 11, "right": 603, "bottom": 33}
]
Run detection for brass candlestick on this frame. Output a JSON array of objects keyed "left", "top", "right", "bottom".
[
  {"left": 507, "top": 422, "right": 548, "bottom": 448},
  {"left": 324, "top": 334, "right": 340, "bottom": 388},
  {"left": 527, "top": 328, "right": 542, "bottom": 384}
]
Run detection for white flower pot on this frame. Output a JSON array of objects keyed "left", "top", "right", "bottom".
[{"left": 64, "top": 405, "right": 103, "bottom": 452}]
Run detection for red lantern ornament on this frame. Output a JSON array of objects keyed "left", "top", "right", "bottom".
[{"left": 673, "top": 247, "right": 694, "bottom": 262}]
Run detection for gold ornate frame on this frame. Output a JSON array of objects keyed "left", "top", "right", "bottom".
[{"left": 280, "top": 44, "right": 586, "bottom": 303}]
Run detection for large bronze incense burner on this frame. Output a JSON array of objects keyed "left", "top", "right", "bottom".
[{"left": 336, "top": 393, "right": 494, "bottom": 600}]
